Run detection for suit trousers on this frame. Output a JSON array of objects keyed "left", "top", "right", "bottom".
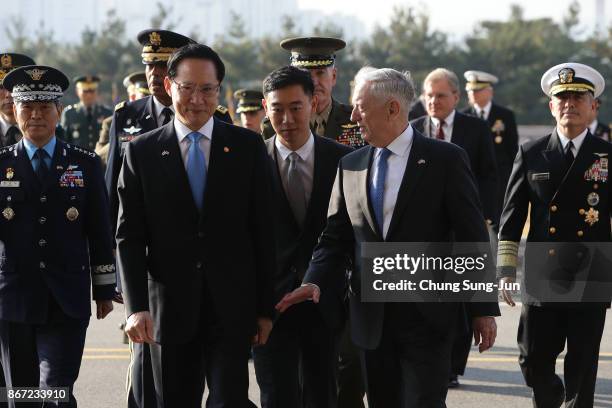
[
  {"left": 0, "top": 299, "right": 88, "bottom": 408},
  {"left": 361, "top": 303, "right": 453, "bottom": 408},
  {"left": 337, "top": 320, "right": 365, "bottom": 408},
  {"left": 253, "top": 301, "right": 338, "bottom": 408},
  {"left": 149, "top": 321, "right": 256, "bottom": 408},
  {"left": 518, "top": 304, "right": 606, "bottom": 408},
  {"left": 127, "top": 341, "right": 157, "bottom": 408}
]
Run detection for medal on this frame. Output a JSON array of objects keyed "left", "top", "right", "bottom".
[
  {"left": 66, "top": 207, "right": 79, "bottom": 221},
  {"left": 5, "top": 168, "right": 14, "bottom": 180},
  {"left": 585, "top": 207, "right": 599, "bottom": 226},
  {"left": 587, "top": 192, "right": 600, "bottom": 206},
  {"left": 495, "top": 136, "right": 503, "bottom": 144},
  {"left": 2, "top": 207, "right": 14, "bottom": 220}
]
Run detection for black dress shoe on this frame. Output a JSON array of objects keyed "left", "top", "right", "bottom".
[{"left": 448, "top": 374, "right": 460, "bottom": 388}]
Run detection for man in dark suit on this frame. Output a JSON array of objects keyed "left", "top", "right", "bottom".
[
  {"left": 0, "top": 65, "right": 115, "bottom": 408},
  {"left": 254, "top": 66, "right": 352, "bottom": 408},
  {"left": 117, "top": 43, "right": 275, "bottom": 407},
  {"left": 411, "top": 68, "right": 499, "bottom": 387},
  {"left": 277, "top": 67, "right": 499, "bottom": 408},
  {"left": 498, "top": 62, "right": 611, "bottom": 408},
  {"left": 462, "top": 70, "right": 519, "bottom": 229}
]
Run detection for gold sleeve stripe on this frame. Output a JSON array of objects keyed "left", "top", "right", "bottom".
[{"left": 497, "top": 240, "right": 519, "bottom": 267}]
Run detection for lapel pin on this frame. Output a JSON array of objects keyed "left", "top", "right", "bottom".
[
  {"left": 161, "top": 150, "right": 170, "bottom": 156},
  {"left": 145, "top": 114, "right": 152, "bottom": 120},
  {"left": 224, "top": 147, "right": 230, "bottom": 153},
  {"left": 417, "top": 159, "right": 426, "bottom": 164}
]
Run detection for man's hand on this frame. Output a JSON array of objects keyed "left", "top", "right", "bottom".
[
  {"left": 125, "top": 311, "right": 155, "bottom": 344},
  {"left": 96, "top": 300, "right": 113, "bottom": 319},
  {"left": 275, "top": 284, "right": 320, "bottom": 313},
  {"left": 472, "top": 316, "right": 497, "bottom": 353},
  {"left": 252, "top": 317, "right": 273, "bottom": 346},
  {"left": 499, "top": 277, "right": 516, "bottom": 306}
]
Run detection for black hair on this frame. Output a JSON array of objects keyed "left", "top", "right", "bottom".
[
  {"left": 167, "top": 43, "right": 225, "bottom": 83},
  {"left": 262, "top": 66, "right": 314, "bottom": 97}
]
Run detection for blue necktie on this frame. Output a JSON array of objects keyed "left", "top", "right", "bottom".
[
  {"left": 34, "top": 148, "right": 49, "bottom": 182},
  {"left": 370, "top": 148, "right": 391, "bottom": 236},
  {"left": 186, "top": 132, "right": 207, "bottom": 210}
]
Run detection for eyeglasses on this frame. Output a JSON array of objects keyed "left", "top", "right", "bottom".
[{"left": 172, "top": 80, "right": 220, "bottom": 98}]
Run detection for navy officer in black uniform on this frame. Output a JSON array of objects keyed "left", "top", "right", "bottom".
[
  {"left": 0, "top": 65, "right": 115, "bottom": 407},
  {"left": 498, "top": 62, "right": 611, "bottom": 408}
]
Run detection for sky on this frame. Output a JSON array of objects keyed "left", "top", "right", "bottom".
[{"left": 297, "top": 0, "right": 603, "bottom": 40}]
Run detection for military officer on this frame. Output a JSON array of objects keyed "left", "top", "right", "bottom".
[
  {"left": 0, "top": 53, "right": 36, "bottom": 148},
  {"left": 234, "top": 88, "right": 265, "bottom": 133},
  {"left": 463, "top": 70, "right": 519, "bottom": 226},
  {"left": 0, "top": 65, "right": 115, "bottom": 408},
  {"left": 588, "top": 98, "right": 611, "bottom": 141},
  {"left": 95, "top": 72, "right": 150, "bottom": 166},
  {"left": 498, "top": 62, "right": 611, "bottom": 407},
  {"left": 61, "top": 75, "right": 112, "bottom": 150},
  {"left": 262, "top": 36, "right": 366, "bottom": 149}
]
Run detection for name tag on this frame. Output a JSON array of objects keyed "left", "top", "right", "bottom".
[
  {"left": 0, "top": 181, "right": 19, "bottom": 187},
  {"left": 531, "top": 172, "right": 550, "bottom": 181}
]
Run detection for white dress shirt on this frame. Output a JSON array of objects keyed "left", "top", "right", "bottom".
[
  {"left": 430, "top": 110, "right": 456, "bottom": 142},
  {"left": 153, "top": 96, "right": 174, "bottom": 126},
  {"left": 474, "top": 101, "right": 492, "bottom": 121},
  {"left": 174, "top": 116, "right": 214, "bottom": 170},
  {"left": 275, "top": 133, "right": 315, "bottom": 204},
  {"left": 557, "top": 127, "right": 587, "bottom": 157},
  {"left": 370, "top": 125, "right": 414, "bottom": 239}
]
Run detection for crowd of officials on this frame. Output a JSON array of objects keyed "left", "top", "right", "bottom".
[{"left": 0, "top": 26, "right": 609, "bottom": 408}]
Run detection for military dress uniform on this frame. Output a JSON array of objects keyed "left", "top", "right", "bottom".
[
  {"left": 591, "top": 120, "right": 611, "bottom": 141},
  {"left": 0, "top": 65, "right": 115, "bottom": 408},
  {"left": 498, "top": 63, "right": 611, "bottom": 408},
  {"left": 60, "top": 75, "right": 112, "bottom": 151},
  {"left": 261, "top": 37, "right": 366, "bottom": 150},
  {"left": 462, "top": 70, "right": 519, "bottom": 225}
]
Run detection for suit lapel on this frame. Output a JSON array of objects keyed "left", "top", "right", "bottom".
[
  {"left": 200, "top": 118, "right": 231, "bottom": 224},
  {"left": 357, "top": 146, "right": 379, "bottom": 237},
  {"left": 139, "top": 96, "right": 159, "bottom": 130},
  {"left": 302, "top": 136, "right": 324, "bottom": 229},
  {"left": 386, "top": 132, "right": 428, "bottom": 240},
  {"left": 268, "top": 135, "right": 300, "bottom": 229},
  {"left": 450, "top": 111, "right": 465, "bottom": 146},
  {"left": 423, "top": 117, "right": 432, "bottom": 138}
]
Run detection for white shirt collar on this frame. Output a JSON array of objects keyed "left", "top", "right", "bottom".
[
  {"left": 475, "top": 101, "right": 492, "bottom": 119},
  {"left": 431, "top": 109, "right": 456, "bottom": 128},
  {"left": 174, "top": 116, "right": 214, "bottom": 143},
  {"left": 557, "top": 127, "right": 588, "bottom": 153},
  {"left": 275, "top": 132, "right": 315, "bottom": 162},
  {"left": 589, "top": 119, "right": 598, "bottom": 135},
  {"left": 153, "top": 96, "right": 174, "bottom": 119},
  {"left": 378, "top": 124, "right": 413, "bottom": 158}
]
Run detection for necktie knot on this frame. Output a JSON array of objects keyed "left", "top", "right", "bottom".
[
  {"left": 436, "top": 120, "right": 446, "bottom": 140},
  {"left": 188, "top": 131, "right": 203, "bottom": 144},
  {"left": 379, "top": 147, "right": 392, "bottom": 161},
  {"left": 35, "top": 148, "right": 48, "bottom": 161},
  {"left": 288, "top": 151, "right": 300, "bottom": 164}
]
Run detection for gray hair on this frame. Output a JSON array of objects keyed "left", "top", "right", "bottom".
[
  {"left": 353, "top": 67, "right": 415, "bottom": 112},
  {"left": 423, "top": 68, "right": 460, "bottom": 93}
]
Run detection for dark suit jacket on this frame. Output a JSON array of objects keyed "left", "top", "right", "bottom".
[
  {"left": 463, "top": 103, "right": 519, "bottom": 217},
  {"left": 116, "top": 119, "right": 276, "bottom": 344},
  {"left": 412, "top": 111, "right": 498, "bottom": 222},
  {"left": 498, "top": 130, "right": 612, "bottom": 306},
  {"left": 304, "top": 130, "right": 500, "bottom": 350},
  {"left": 0, "top": 139, "right": 115, "bottom": 323},
  {"left": 266, "top": 134, "right": 353, "bottom": 330}
]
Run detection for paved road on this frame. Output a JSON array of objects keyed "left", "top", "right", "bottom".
[{"left": 75, "top": 302, "right": 612, "bottom": 407}]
